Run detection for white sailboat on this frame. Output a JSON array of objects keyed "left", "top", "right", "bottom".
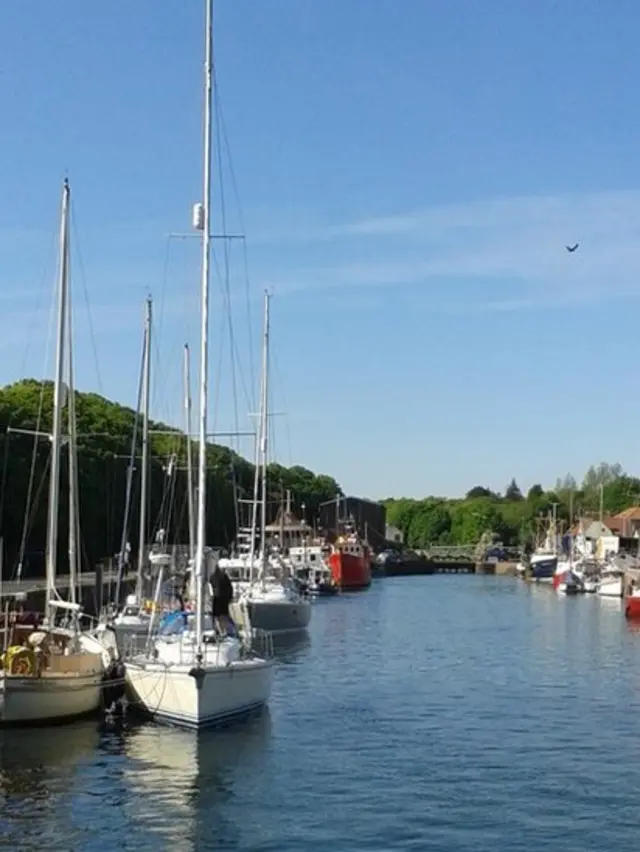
[
  {"left": 0, "top": 179, "right": 106, "bottom": 725},
  {"left": 111, "top": 296, "right": 154, "bottom": 641},
  {"left": 124, "top": 0, "right": 274, "bottom": 729},
  {"left": 234, "top": 293, "right": 312, "bottom": 635}
]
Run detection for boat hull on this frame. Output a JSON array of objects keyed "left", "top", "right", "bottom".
[
  {"left": 530, "top": 556, "right": 558, "bottom": 582},
  {"left": 625, "top": 595, "right": 640, "bottom": 619},
  {"left": 0, "top": 671, "right": 103, "bottom": 725},
  {"left": 597, "top": 578, "right": 623, "bottom": 598},
  {"left": 245, "top": 599, "right": 311, "bottom": 633},
  {"left": 125, "top": 657, "right": 274, "bottom": 729},
  {"left": 329, "top": 552, "right": 372, "bottom": 590}
]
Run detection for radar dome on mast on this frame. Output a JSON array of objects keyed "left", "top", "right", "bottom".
[{"left": 192, "top": 202, "right": 204, "bottom": 231}]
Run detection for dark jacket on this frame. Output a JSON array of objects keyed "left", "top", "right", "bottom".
[{"left": 211, "top": 567, "right": 233, "bottom": 605}]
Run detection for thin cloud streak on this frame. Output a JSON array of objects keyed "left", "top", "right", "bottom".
[{"left": 262, "top": 189, "right": 640, "bottom": 309}]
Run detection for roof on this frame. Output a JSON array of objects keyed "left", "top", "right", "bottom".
[
  {"left": 614, "top": 506, "right": 640, "bottom": 521},
  {"left": 574, "top": 516, "right": 622, "bottom": 536},
  {"left": 264, "top": 508, "right": 311, "bottom": 534},
  {"left": 569, "top": 516, "right": 617, "bottom": 535}
]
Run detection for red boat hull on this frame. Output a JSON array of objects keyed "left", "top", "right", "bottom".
[
  {"left": 625, "top": 596, "right": 640, "bottom": 619},
  {"left": 329, "top": 551, "right": 372, "bottom": 590}
]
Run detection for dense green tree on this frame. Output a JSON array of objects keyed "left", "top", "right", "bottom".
[
  {"left": 466, "top": 486, "right": 494, "bottom": 499},
  {"left": 527, "top": 484, "right": 544, "bottom": 501},
  {"left": 0, "top": 380, "right": 340, "bottom": 579},
  {"left": 384, "top": 463, "right": 640, "bottom": 551},
  {"left": 505, "top": 478, "right": 524, "bottom": 501}
]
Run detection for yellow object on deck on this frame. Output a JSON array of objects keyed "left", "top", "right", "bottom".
[{"left": 3, "top": 645, "right": 37, "bottom": 676}]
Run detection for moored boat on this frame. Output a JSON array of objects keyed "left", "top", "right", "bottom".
[
  {"left": 625, "top": 588, "right": 640, "bottom": 619},
  {"left": 123, "top": 0, "right": 274, "bottom": 729},
  {"left": 328, "top": 528, "right": 372, "bottom": 590}
]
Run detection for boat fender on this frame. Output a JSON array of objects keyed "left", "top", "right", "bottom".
[{"left": 188, "top": 666, "right": 206, "bottom": 690}]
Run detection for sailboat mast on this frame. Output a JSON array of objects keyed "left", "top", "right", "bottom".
[
  {"left": 136, "top": 296, "right": 152, "bottom": 600},
  {"left": 258, "top": 292, "right": 270, "bottom": 584},
  {"left": 45, "top": 178, "right": 70, "bottom": 623},
  {"left": 194, "top": 0, "right": 214, "bottom": 652},
  {"left": 247, "top": 401, "right": 261, "bottom": 585},
  {"left": 66, "top": 287, "right": 80, "bottom": 605},
  {"left": 183, "top": 343, "right": 196, "bottom": 559},
  {"left": 114, "top": 320, "right": 146, "bottom": 607}
]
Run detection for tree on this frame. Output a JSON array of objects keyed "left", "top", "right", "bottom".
[
  {"left": 527, "top": 484, "right": 544, "bottom": 501},
  {"left": 505, "top": 478, "right": 524, "bottom": 501},
  {"left": 466, "top": 486, "right": 494, "bottom": 500},
  {"left": 555, "top": 473, "right": 577, "bottom": 494},
  {"left": 406, "top": 500, "right": 452, "bottom": 547},
  {"left": 0, "top": 379, "right": 341, "bottom": 579},
  {"left": 582, "top": 462, "right": 623, "bottom": 491}
]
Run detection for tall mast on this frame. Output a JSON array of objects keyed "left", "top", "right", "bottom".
[
  {"left": 45, "top": 178, "right": 71, "bottom": 624},
  {"left": 66, "top": 281, "right": 80, "bottom": 605},
  {"left": 183, "top": 343, "right": 196, "bottom": 559},
  {"left": 247, "top": 399, "right": 261, "bottom": 585},
  {"left": 136, "top": 296, "right": 152, "bottom": 599},
  {"left": 258, "top": 292, "right": 270, "bottom": 586},
  {"left": 194, "top": 0, "right": 213, "bottom": 653},
  {"left": 114, "top": 318, "right": 146, "bottom": 607}
]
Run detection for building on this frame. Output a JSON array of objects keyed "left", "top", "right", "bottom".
[
  {"left": 385, "top": 524, "right": 404, "bottom": 545},
  {"left": 612, "top": 506, "right": 640, "bottom": 539},
  {"left": 569, "top": 510, "right": 640, "bottom": 557},
  {"left": 318, "top": 496, "right": 387, "bottom": 552}
]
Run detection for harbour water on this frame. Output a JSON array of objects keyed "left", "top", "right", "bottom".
[{"left": 2, "top": 575, "right": 640, "bottom": 851}]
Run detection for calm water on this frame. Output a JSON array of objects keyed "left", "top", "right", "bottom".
[{"left": 2, "top": 576, "right": 640, "bottom": 851}]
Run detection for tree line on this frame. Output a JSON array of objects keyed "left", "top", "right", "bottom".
[
  {"left": 384, "top": 463, "right": 640, "bottom": 551},
  {"left": 0, "top": 380, "right": 340, "bottom": 579}
]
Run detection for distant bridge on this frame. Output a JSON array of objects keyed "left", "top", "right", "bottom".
[{"left": 419, "top": 544, "right": 521, "bottom": 563}]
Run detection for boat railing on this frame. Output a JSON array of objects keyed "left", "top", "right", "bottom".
[
  {"left": 117, "top": 620, "right": 274, "bottom": 664},
  {"left": 249, "top": 627, "right": 274, "bottom": 660}
]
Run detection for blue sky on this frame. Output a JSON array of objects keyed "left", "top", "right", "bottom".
[{"left": 1, "top": 0, "right": 640, "bottom": 500}]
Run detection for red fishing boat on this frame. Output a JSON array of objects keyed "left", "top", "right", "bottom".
[
  {"left": 328, "top": 525, "right": 372, "bottom": 591},
  {"left": 625, "top": 587, "right": 640, "bottom": 620}
]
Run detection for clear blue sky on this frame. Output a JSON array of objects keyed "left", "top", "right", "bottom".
[{"left": 2, "top": 0, "right": 640, "bottom": 500}]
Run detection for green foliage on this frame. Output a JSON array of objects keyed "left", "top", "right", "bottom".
[
  {"left": 527, "top": 484, "right": 544, "bottom": 501},
  {"left": 384, "top": 461, "right": 640, "bottom": 550},
  {"left": 0, "top": 380, "right": 340, "bottom": 575},
  {"left": 465, "top": 486, "right": 495, "bottom": 499},
  {"left": 505, "top": 478, "right": 524, "bottom": 501}
]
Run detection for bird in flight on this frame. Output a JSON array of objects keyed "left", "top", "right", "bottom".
[{"left": 566, "top": 243, "right": 579, "bottom": 253}]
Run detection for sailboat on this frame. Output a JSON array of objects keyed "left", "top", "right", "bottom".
[
  {"left": 233, "top": 292, "right": 312, "bottom": 635},
  {"left": 123, "top": 0, "right": 274, "bottom": 728},
  {"left": 0, "top": 179, "right": 107, "bottom": 724}
]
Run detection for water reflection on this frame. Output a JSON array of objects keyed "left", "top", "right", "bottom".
[
  {"left": 121, "top": 711, "right": 272, "bottom": 851},
  {"left": 272, "top": 629, "right": 311, "bottom": 662},
  {"left": 0, "top": 720, "right": 101, "bottom": 849}
]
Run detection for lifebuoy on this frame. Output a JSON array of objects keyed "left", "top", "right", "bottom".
[{"left": 4, "top": 646, "right": 36, "bottom": 677}]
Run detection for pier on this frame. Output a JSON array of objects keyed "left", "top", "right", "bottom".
[{"left": 0, "top": 569, "right": 138, "bottom": 615}]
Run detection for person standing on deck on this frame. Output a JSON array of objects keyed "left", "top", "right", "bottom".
[{"left": 210, "top": 564, "right": 235, "bottom": 635}]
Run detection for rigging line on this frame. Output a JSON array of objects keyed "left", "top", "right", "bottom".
[
  {"left": 212, "top": 58, "right": 256, "bottom": 412},
  {"left": 213, "top": 79, "right": 239, "bottom": 451},
  {"left": 14, "top": 453, "right": 51, "bottom": 581},
  {"left": 210, "top": 245, "right": 226, "bottom": 438},
  {"left": 271, "top": 339, "right": 293, "bottom": 467},
  {"left": 16, "top": 269, "right": 58, "bottom": 579},
  {"left": 151, "top": 235, "right": 173, "bottom": 417},
  {"left": 69, "top": 202, "right": 103, "bottom": 395},
  {"left": 0, "top": 433, "right": 10, "bottom": 541},
  {"left": 213, "top": 78, "right": 245, "bottom": 536},
  {"left": 18, "top": 224, "right": 58, "bottom": 378}
]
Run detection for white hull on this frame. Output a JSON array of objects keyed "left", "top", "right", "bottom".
[
  {"left": 0, "top": 670, "right": 103, "bottom": 725},
  {"left": 125, "top": 656, "right": 273, "bottom": 729},
  {"left": 597, "top": 578, "right": 623, "bottom": 598}
]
